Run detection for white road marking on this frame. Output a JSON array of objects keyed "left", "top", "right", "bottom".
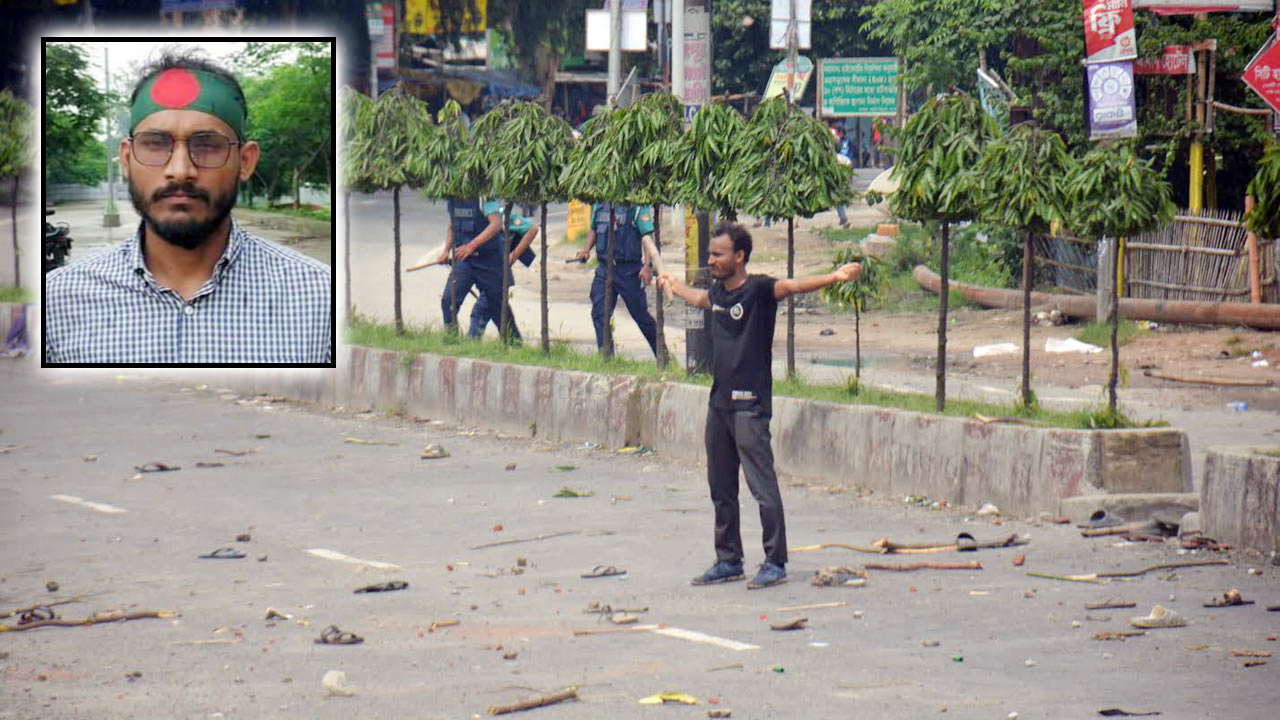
[
  {"left": 50, "top": 494, "right": 128, "bottom": 514},
  {"left": 650, "top": 626, "right": 759, "bottom": 651},
  {"left": 305, "top": 548, "right": 401, "bottom": 571}
]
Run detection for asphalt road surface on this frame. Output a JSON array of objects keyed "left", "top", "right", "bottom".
[{"left": 2, "top": 363, "right": 1278, "bottom": 719}]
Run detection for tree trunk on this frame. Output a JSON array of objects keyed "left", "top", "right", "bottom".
[
  {"left": 787, "top": 216, "right": 796, "bottom": 379},
  {"left": 936, "top": 221, "right": 950, "bottom": 412},
  {"left": 854, "top": 298, "right": 861, "bottom": 391},
  {"left": 603, "top": 205, "right": 616, "bottom": 359},
  {"left": 653, "top": 205, "right": 668, "bottom": 368},
  {"left": 540, "top": 202, "right": 550, "bottom": 355},
  {"left": 293, "top": 167, "right": 301, "bottom": 210},
  {"left": 10, "top": 176, "right": 18, "bottom": 289},
  {"left": 500, "top": 202, "right": 514, "bottom": 344},
  {"left": 393, "top": 186, "right": 403, "bottom": 335},
  {"left": 1021, "top": 230, "right": 1032, "bottom": 409},
  {"left": 1108, "top": 236, "right": 1121, "bottom": 413},
  {"left": 343, "top": 190, "right": 351, "bottom": 323}
]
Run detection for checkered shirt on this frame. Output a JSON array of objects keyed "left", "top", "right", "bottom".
[{"left": 44, "top": 220, "right": 332, "bottom": 365}]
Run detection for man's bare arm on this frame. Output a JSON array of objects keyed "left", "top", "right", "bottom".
[
  {"left": 773, "top": 262, "right": 861, "bottom": 300},
  {"left": 657, "top": 273, "right": 711, "bottom": 309}
]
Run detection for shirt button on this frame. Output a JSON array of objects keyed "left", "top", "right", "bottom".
[{"left": 183, "top": 304, "right": 195, "bottom": 316}]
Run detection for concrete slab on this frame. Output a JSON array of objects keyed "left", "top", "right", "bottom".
[{"left": 1202, "top": 448, "right": 1280, "bottom": 554}]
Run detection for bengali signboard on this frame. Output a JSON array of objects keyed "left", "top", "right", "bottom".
[
  {"left": 1087, "top": 61, "right": 1138, "bottom": 139},
  {"left": 764, "top": 55, "right": 814, "bottom": 102},
  {"left": 1243, "top": 39, "right": 1280, "bottom": 114},
  {"left": 1134, "top": 45, "right": 1195, "bottom": 74},
  {"left": 817, "top": 58, "right": 898, "bottom": 117},
  {"left": 1084, "top": 0, "right": 1137, "bottom": 64}
]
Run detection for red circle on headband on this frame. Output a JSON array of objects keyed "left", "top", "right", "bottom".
[{"left": 150, "top": 69, "right": 201, "bottom": 109}]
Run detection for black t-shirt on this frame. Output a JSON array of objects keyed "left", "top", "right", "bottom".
[{"left": 708, "top": 274, "right": 778, "bottom": 414}]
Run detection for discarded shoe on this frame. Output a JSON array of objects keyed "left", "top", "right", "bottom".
[
  {"left": 581, "top": 565, "right": 626, "bottom": 579},
  {"left": 691, "top": 560, "right": 745, "bottom": 586},
  {"left": 198, "top": 547, "right": 246, "bottom": 559},
  {"left": 1130, "top": 604, "right": 1187, "bottom": 629},
  {"left": 420, "top": 444, "right": 449, "bottom": 459},
  {"left": 810, "top": 566, "right": 868, "bottom": 587},
  {"left": 315, "top": 625, "right": 364, "bottom": 645},
  {"left": 1204, "top": 588, "right": 1253, "bottom": 608},
  {"left": 1081, "top": 510, "right": 1125, "bottom": 529},
  {"left": 353, "top": 581, "right": 409, "bottom": 594},
  {"left": 747, "top": 562, "right": 787, "bottom": 590}
]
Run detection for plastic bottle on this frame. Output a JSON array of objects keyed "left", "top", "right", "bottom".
[{"left": 1227, "top": 402, "right": 1248, "bottom": 412}]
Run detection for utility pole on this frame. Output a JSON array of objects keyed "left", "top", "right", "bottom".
[
  {"left": 672, "top": 0, "right": 685, "bottom": 99},
  {"left": 607, "top": 0, "right": 622, "bottom": 106}
]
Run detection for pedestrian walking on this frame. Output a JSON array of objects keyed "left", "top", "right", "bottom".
[
  {"left": 438, "top": 198, "right": 504, "bottom": 339},
  {"left": 575, "top": 203, "right": 659, "bottom": 356},
  {"left": 658, "top": 222, "right": 861, "bottom": 589},
  {"left": 466, "top": 207, "right": 540, "bottom": 340}
]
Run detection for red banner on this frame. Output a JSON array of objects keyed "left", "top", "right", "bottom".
[
  {"left": 1134, "top": 45, "right": 1195, "bottom": 74},
  {"left": 1084, "top": 0, "right": 1138, "bottom": 64},
  {"left": 1243, "top": 39, "right": 1280, "bottom": 114}
]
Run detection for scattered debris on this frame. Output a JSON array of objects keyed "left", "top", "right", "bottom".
[
  {"left": 1097, "top": 707, "right": 1160, "bottom": 715},
  {"left": 1099, "top": 559, "right": 1229, "bottom": 578},
  {"left": 214, "top": 448, "right": 257, "bottom": 456},
  {"left": 776, "top": 601, "right": 846, "bottom": 612},
  {"left": 264, "top": 608, "right": 292, "bottom": 621},
  {"left": 134, "top": 462, "right": 180, "bottom": 473},
  {"left": 344, "top": 438, "right": 398, "bottom": 446},
  {"left": 1028, "top": 572, "right": 1105, "bottom": 584},
  {"left": 865, "top": 561, "right": 982, "bottom": 572},
  {"left": 553, "top": 487, "right": 593, "bottom": 498},
  {"left": 420, "top": 444, "right": 450, "bottom": 459},
  {"left": 921, "top": 640, "right": 941, "bottom": 647},
  {"left": 552, "top": 465, "right": 577, "bottom": 472},
  {"left": 505, "top": 463, "right": 517, "bottom": 471},
  {"left": 502, "top": 650, "right": 518, "bottom": 660},
  {"left": 1130, "top": 605, "right": 1187, "bottom": 629},
  {"left": 707, "top": 663, "right": 743, "bottom": 672},
  {"left": 1045, "top": 337, "right": 1103, "bottom": 354},
  {"left": 581, "top": 565, "right": 626, "bottom": 579},
  {"left": 198, "top": 547, "right": 246, "bottom": 560},
  {"left": 487, "top": 687, "right": 578, "bottom": 715},
  {"left": 195, "top": 462, "right": 224, "bottom": 468},
  {"left": 2, "top": 597, "right": 82, "bottom": 620},
  {"left": 810, "top": 567, "right": 868, "bottom": 586},
  {"left": 1095, "top": 631, "right": 1147, "bottom": 641},
  {"left": 610, "top": 614, "right": 639, "bottom": 625},
  {"left": 83, "top": 455, "right": 98, "bottom": 462},
  {"left": 973, "top": 342, "right": 1019, "bottom": 358},
  {"left": 868, "top": 533, "right": 1027, "bottom": 555},
  {"left": 322, "top": 670, "right": 357, "bottom": 697},
  {"left": 976, "top": 503, "right": 1000, "bottom": 516},
  {"left": 0, "top": 609, "right": 179, "bottom": 632},
  {"left": 819, "top": 328, "right": 836, "bottom": 336},
  {"left": 314, "top": 625, "right": 363, "bottom": 645},
  {"left": 1205, "top": 589, "right": 1252, "bottom": 608},
  {"left": 470, "top": 531, "right": 578, "bottom": 550},
  {"left": 708, "top": 711, "right": 733, "bottom": 718},
  {"left": 428, "top": 619, "right": 460, "bottom": 630},
  {"left": 44, "top": 581, "right": 58, "bottom": 593},
  {"left": 235, "top": 533, "right": 251, "bottom": 542},
  {"left": 354, "top": 581, "right": 409, "bottom": 594},
  {"left": 1012, "top": 554, "right": 1026, "bottom": 566},
  {"left": 572, "top": 624, "right": 664, "bottom": 636},
  {"left": 770, "top": 617, "right": 807, "bottom": 631},
  {"left": 1085, "top": 599, "right": 1136, "bottom": 610},
  {"left": 125, "top": 671, "right": 142, "bottom": 681},
  {"left": 639, "top": 691, "right": 699, "bottom": 706},
  {"left": 1229, "top": 649, "right": 1273, "bottom": 658},
  {"left": 0, "top": 444, "right": 27, "bottom": 455},
  {"left": 1145, "top": 369, "right": 1274, "bottom": 388}
]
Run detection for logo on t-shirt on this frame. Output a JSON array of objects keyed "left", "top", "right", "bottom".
[{"left": 729, "top": 302, "right": 744, "bottom": 320}]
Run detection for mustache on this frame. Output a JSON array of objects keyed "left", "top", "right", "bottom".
[{"left": 151, "top": 183, "right": 210, "bottom": 203}]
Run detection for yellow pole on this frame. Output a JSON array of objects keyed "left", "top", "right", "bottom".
[
  {"left": 684, "top": 206, "right": 698, "bottom": 284},
  {"left": 1188, "top": 142, "right": 1203, "bottom": 214},
  {"left": 1116, "top": 237, "right": 1125, "bottom": 299}
]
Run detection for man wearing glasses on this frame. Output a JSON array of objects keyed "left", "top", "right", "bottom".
[{"left": 43, "top": 51, "right": 332, "bottom": 365}]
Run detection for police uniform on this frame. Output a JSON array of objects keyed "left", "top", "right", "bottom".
[
  {"left": 441, "top": 199, "right": 504, "bottom": 337},
  {"left": 589, "top": 203, "right": 658, "bottom": 355},
  {"left": 468, "top": 210, "right": 538, "bottom": 339}
]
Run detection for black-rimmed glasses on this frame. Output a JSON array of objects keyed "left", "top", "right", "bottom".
[{"left": 130, "top": 131, "right": 241, "bottom": 169}]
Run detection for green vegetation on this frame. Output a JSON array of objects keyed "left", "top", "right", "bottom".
[
  {"left": 348, "top": 317, "right": 1152, "bottom": 429},
  {"left": 244, "top": 203, "right": 331, "bottom": 223},
  {"left": 0, "top": 286, "right": 33, "bottom": 303},
  {"left": 1076, "top": 320, "right": 1147, "bottom": 349}
]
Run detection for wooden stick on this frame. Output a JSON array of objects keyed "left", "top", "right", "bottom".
[
  {"left": 1027, "top": 571, "right": 1105, "bottom": 584},
  {"left": 470, "top": 531, "right": 579, "bottom": 550},
  {"left": 641, "top": 235, "right": 674, "bottom": 300},
  {"left": 863, "top": 561, "right": 982, "bottom": 572},
  {"left": 1143, "top": 369, "right": 1274, "bottom": 388},
  {"left": 790, "top": 543, "right": 882, "bottom": 554},
  {"left": 0, "top": 610, "right": 179, "bottom": 632},
  {"left": 1230, "top": 649, "right": 1274, "bottom": 658},
  {"left": 1085, "top": 600, "right": 1136, "bottom": 610},
  {"left": 775, "top": 601, "right": 847, "bottom": 612},
  {"left": 874, "top": 534, "right": 1027, "bottom": 554},
  {"left": 1094, "top": 630, "right": 1146, "bottom": 640},
  {"left": 1, "top": 596, "right": 84, "bottom": 620},
  {"left": 572, "top": 624, "right": 663, "bottom": 636},
  {"left": 1081, "top": 524, "right": 1155, "bottom": 538},
  {"left": 487, "top": 686, "right": 578, "bottom": 715},
  {"left": 428, "top": 619, "right": 460, "bottom": 630},
  {"left": 1097, "top": 559, "right": 1229, "bottom": 578}
]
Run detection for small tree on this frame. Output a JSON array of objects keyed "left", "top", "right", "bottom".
[
  {"left": 820, "top": 246, "right": 886, "bottom": 390},
  {"left": 724, "top": 96, "right": 855, "bottom": 379},
  {"left": 673, "top": 101, "right": 745, "bottom": 222},
  {"left": 1065, "top": 141, "right": 1175, "bottom": 414},
  {"left": 887, "top": 91, "right": 997, "bottom": 410},
  {"left": 1244, "top": 143, "right": 1280, "bottom": 242},
  {"left": 0, "top": 90, "right": 32, "bottom": 289},
  {"left": 973, "top": 122, "right": 1075, "bottom": 410},
  {"left": 422, "top": 99, "right": 474, "bottom": 340}
]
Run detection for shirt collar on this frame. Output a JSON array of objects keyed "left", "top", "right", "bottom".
[{"left": 128, "top": 217, "right": 246, "bottom": 287}]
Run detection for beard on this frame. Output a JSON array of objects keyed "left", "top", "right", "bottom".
[{"left": 129, "top": 176, "right": 238, "bottom": 250}]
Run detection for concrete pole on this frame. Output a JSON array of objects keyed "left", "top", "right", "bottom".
[
  {"left": 672, "top": 0, "right": 685, "bottom": 100},
  {"left": 607, "top": 0, "right": 622, "bottom": 106}
]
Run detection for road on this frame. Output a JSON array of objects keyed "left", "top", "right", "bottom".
[{"left": 2, "top": 363, "right": 1278, "bottom": 719}]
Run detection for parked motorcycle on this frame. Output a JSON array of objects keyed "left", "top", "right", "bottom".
[{"left": 43, "top": 206, "right": 73, "bottom": 273}]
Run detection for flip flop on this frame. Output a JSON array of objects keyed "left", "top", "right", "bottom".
[
  {"left": 315, "top": 625, "right": 364, "bottom": 645},
  {"left": 135, "top": 462, "right": 180, "bottom": 472},
  {"left": 1204, "top": 589, "right": 1253, "bottom": 608},
  {"left": 955, "top": 532, "right": 978, "bottom": 552},
  {"left": 1130, "top": 604, "right": 1187, "bottom": 629},
  {"left": 17, "top": 606, "right": 56, "bottom": 625},
  {"left": 580, "top": 565, "right": 626, "bottom": 578},
  {"left": 1079, "top": 509, "right": 1125, "bottom": 529},
  {"left": 198, "top": 547, "right": 246, "bottom": 559},
  {"left": 353, "top": 581, "right": 409, "bottom": 594}
]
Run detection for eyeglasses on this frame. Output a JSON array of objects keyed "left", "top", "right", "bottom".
[{"left": 129, "top": 131, "right": 241, "bottom": 169}]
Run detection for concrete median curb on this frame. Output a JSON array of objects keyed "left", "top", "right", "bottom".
[
  {"left": 1202, "top": 448, "right": 1280, "bottom": 554},
  {"left": 214, "top": 345, "right": 1192, "bottom": 519}
]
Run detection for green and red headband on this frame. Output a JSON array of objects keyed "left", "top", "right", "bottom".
[{"left": 130, "top": 68, "right": 246, "bottom": 140}]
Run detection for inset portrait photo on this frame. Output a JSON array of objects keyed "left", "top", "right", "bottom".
[{"left": 41, "top": 38, "right": 336, "bottom": 366}]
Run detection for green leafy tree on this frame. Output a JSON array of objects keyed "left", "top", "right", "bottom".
[
  {"left": 674, "top": 100, "right": 745, "bottom": 220},
  {"left": 974, "top": 122, "right": 1075, "bottom": 409},
  {"left": 488, "top": 1, "right": 590, "bottom": 104},
  {"left": 1065, "top": 142, "right": 1175, "bottom": 414},
  {"left": 820, "top": 246, "right": 886, "bottom": 390},
  {"left": 421, "top": 98, "right": 480, "bottom": 340},
  {"left": 44, "top": 43, "right": 108, "bottom": 186},
  {"left": 887, "top": 91, "right": 997, "bottom": 411},
  {"left": 724, "top": 95, "right": 855, "bottom": 378},
  {"left": 0, "top": 90, "right": 32, "bottom": 288},
  {"left": 1244, "top": 144, "right": 1280, "bottom": 242}
]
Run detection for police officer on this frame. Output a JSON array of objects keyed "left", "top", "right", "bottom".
[
  {"left": 574, "top": 203, "right": 658, "bottom": 356},
  {"left": 438, "top": 198, "right": 504, "bottom": 338},
  {"left": 467, "top": 208, "right": 541, "bottom": 339}
]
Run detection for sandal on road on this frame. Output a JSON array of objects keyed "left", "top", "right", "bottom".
[
  {"left": 581, "top": 565, "right": 627, "bottom": 579},
  {"left": 18, "top": 606, "right": 56, "bottom": 625},
  {"left": 1130, "top": 604, "right": 1187, "bottom": 629},
  {"left": 315, "top": 625, "right": 364, "bottom": 645},
  {"left": 135, "top": 462, "right": 181, "bottom": 473},
  {"left": 353, "top": 581, "right": 409, "bottom": 594},
  {"left": 1204, "top": 589, "right": 1253, "bottom": 608},
  {"left": 198, "top": 547, "right": 246, "bottom": 559}
]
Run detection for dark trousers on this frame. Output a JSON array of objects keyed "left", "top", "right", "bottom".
[
  {"left": 590, "top": 260, "right": 657, "bottom": 355},
  {"left": 441, "top": 261, "right": 503, "bottom": 339},
  {"left": 468, "top": 293, "right": 522, "bottom": 341},
  {"left": 705, "top": 406, "right": 787, "bottom": 567}
]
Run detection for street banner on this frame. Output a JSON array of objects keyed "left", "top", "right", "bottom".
[
  {"left": 1131, "top": 1, "right": 1273, "bottom": 13},
  {"left": 764, "top": 55, "right": 814, "bottom": 102},
  {"left": 1087, "top": 61, "right": 1138, "bottom": 139},
  {"left": 683, "top": 7, "right": 712, "bottom": 122},
  {"left": 1084, "top": 0, "right": 1137, "bottom": 64},
  {"left": 1134, "top": 45, "right": 1195, "bottom": 74},
  {"left": 1243, "top": 38, "right": 1280, "bottom": 114},
  {"left": 369, "top": 2, "right": 396, "bottom": 70},
  {"left": 818, "top": 58, "right": 898, "bottom": 117}
]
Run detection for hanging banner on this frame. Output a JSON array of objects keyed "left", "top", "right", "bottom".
[
  {"left": 682, "top": 7, "right": 712, "bottom": 122},
  {"left": 1243, "top": 38, "right": 1280, "bottom": 114},
  {"left": 1084, "top": 0, "right": 1137, "bottom": 64},
  {"left": 764, "top": 55, "right": 814, "bottom": 101},
  {"left": 371, "top": 2, "right": 396, "bottom": 70},
  {"left": 1134, "top": 45, "right": 1195, "bottom": 74},
  {"left": 1087, "top": 61, "right": 1138, "bottom": 139},
  {"left": 1131, "top": 1, "right": 1273, "bottom": 13}
]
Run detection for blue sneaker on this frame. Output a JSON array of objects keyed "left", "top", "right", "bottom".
[
  {"left": 691, "top": 560, "right": 745, "bottom": 586},
  {"left": 746, "top": 562, "right": 787, "bottom": 589}
]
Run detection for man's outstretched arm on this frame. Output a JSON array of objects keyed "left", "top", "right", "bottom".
[
  {"left": 773, "top": 262, "right": 862, "bottom": 300},
  {"left": 657, "top": 273, "right": 711, "bottom": 309}
]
